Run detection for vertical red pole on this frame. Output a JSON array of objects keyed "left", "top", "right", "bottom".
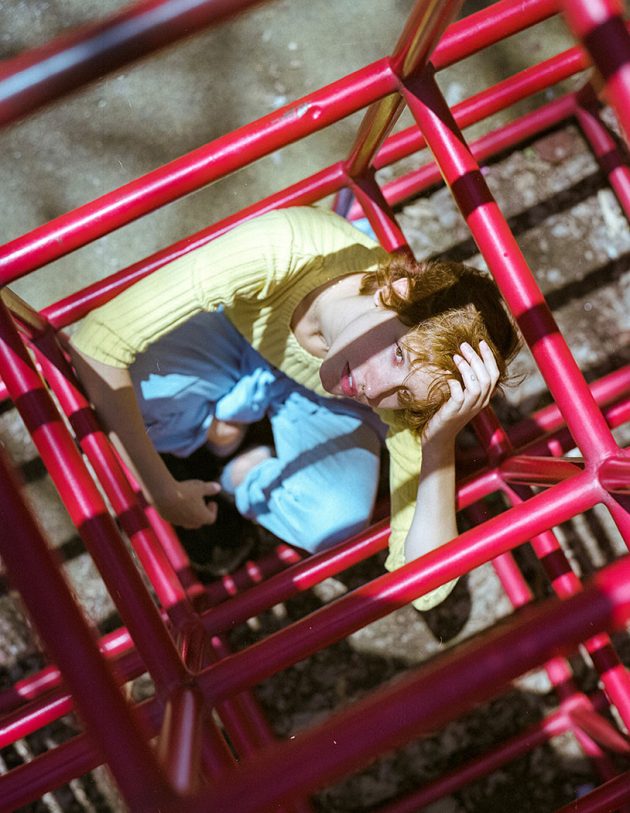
[
  {"left": 400, "top": 69, "right": 620, "bottom": 464},
  {"left": 0, "top": 450, "right": 178, "bottom": 810},
  {"left": 562, "top": 0, "right": 630, "bottom": 142},
  {"left": 0, "top": 300, "right": 187, "bottom": 693}
]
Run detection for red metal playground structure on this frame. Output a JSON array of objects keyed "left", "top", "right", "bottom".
[{"left": 0, "top": 0, "right": 629, "bottom": 810}]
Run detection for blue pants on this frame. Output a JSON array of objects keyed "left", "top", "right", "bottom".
[{"left": 129, "top": 310, "right": 386, "bottom": 553}]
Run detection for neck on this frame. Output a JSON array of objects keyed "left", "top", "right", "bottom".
[
  {"left": 292, "top": 273, "right": 365, "bottom": 357},
  {"left": 315, "top": 273, "right": 365, "bottom": 347}
]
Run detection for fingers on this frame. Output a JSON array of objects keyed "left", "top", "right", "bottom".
[
  {"left": 452, "top": 340, "right": 499, "bottom": 409},
  {"left": 201, "top": 481, "right": 222, "bottom": 497},
  {"left": 158, "top": 479, "right": 221, "bottom": 528}
]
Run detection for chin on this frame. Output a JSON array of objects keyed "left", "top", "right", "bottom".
[{"left": 319, "top": 363, "right": 337, "bottom": 395}]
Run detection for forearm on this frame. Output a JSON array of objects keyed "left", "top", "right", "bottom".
[
  {"left": 69, "top": 343, "right": 177, "bottom": 502},
  {"left": 404, "top": 438, "right": 458, "bottom": 563}
]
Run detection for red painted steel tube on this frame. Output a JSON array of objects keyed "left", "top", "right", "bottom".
[
  {"left": 39, "top": 164, "right": 347, "bottom": 330},
  {"left": 499, "top": 454, "right": 584, "bottom": 486},
  {"left": 33, "top": 336, "right": 193, "bottom": 615},
  {"left": 401, "top": 70, "right": 620, "bottom": 463},
  {"left": 390, "top": 0, "right": 463, "bottom": 79},
  {"left": 344, "top": 0, "right": 568, "bottom": 181},
  {"left": 202, "top": 543, "right": 303, "bottom": 607},
  {"left": 157, "top": 686, "right": 206, "bottom": 794},
  {"left": 0, "top": 60, "right": 398, "bottom": 285},
  {"left": 376, "top": 707, "right": 569, "bottom": 813},
  {"left": 459, "top": 365, "right": 630, "bottom": 468},
  {"left": 347, "top": 174, "right": 410, "bottom": 252},
  {"left": 599, "top": 456, "right": 630, "bottom": 493},
  {"left": 345, "top": 0, "right": 463, "bottom": 178},
  {"left": 0, "top": 0, "right": 570, "bottom": 286},
  {"left": 201, "top": 522, "right": 389, "bottom": 637},
  {"left": 0, "top": 695, "right": 165, "bottom": 810},
  {"left": 196, "top": 472, "right": 600, "bottom": 707},
  {"left": 567, "top": 702, "right": 630, "bottom": 753},
  {"left": 0, "top": 626, "right": 134, "bottom": 715},
  {"left": 0, "top": 644, "right": 144, "bottom": 749},
  {"left": 194, "top": 558, "right": 630, "bottom": 812},
  {"left": 0, "top": 0, "right": 271, "bottom": 127},
  {"left": 351, "top": 91, "right": 578, "bottom": 220},
  {"left": 0, "top": 693, "right": 73, "bottom": 750},
  {"left": 554, "top": 771, "right": 630, "bottom": 813},
  {"left": 0, "top": 302, "right": 188, "bottom": 692},
  {"left": 0, "top": 451, "right": 177, "bottom": 810},
  {"left": 431, "top": 0, "right": 560, "bottom": 72},
  {"left": 562, "top": 0, "right": 630, "bottom": 143},
  {"left": 576, "top": 86, "right": 630, "bottom": 218},
  {"left": 375, "top": 43, "right": 586, "bottom": 172}
]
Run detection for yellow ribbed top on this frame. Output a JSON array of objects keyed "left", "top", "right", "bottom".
[{"left": 73, "top": 206, "right": 455, "bottom": 609}]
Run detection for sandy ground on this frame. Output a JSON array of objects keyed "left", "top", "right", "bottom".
[{"left": 1, "top": 1, "right": 629, "bottom": 811}]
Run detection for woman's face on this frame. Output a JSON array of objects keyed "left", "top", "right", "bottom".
[{"left": 319, "top": 306, "right": 433, "bottom": 410}]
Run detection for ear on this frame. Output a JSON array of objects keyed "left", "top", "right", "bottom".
[{"left": 374, "top": 277, "right": 410, "bottom": 307}]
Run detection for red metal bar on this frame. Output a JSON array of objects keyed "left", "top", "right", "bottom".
[
  {"left": 347, "top": 174, "right": 410, "bottom": 252},
  {"left": 430, "top": 0, "right": 560, "bottom": 71},
  {"left": 345, "top": 0, "right": 463, "bottom": 178},
  {"left": 375, "top": 707, "right": 568, "bottom": 813},
  {"left": 0, "top": 695, "right": 165, "bottom": 810},
  {"left": 0, "top": 627, "right": 134, "bottom": 715},
  {"left": 0, "top": 449, "right": 177, "bottom": 809},
  {"left": 0, "top": 645, "right": 144, "bottom": 749},
  {"left": 0, "top": 0, "right": 271, "bottom": 127},
  {"left": 350, "top": 91, "right": 577, "bottom": 220},
  {"left": 567, "top": 701, "right": 630, "bottom": 754},
  {"left": 40, "top": 51, "right": 590, "bottom": 333},
  {"left": 599, "top": 457, "right": 630, "bottom": 493},
  {"left": 499, "top": 454, "right": 584, "bottom": 486},
  {"left": 0, "top": 60, "right": 398, "bottom": 285},
  {"left": 554, "top": 771, "right": 630, "bottom": 813},
  {"left": 201, "top": 522, "right": 389, "bottom": 637},
  {"left": 157, "top": 686, "right": 206, "bottom": 794},
  {"left": 0, "top": 0, "right": 571, "bottom": 287},
  {"left": 196, "top": 472, "right": 601, "bottom": 707},
  {"left": 193, "top": 558, "right": 630, "bottom": 812},
  {"left": 575, "top": 85, "right": 630, "bottom": 218},
  {"left": 0, "top": 300, "right": 188, "bottom": 693},
  {"left": 459, "top": 365, "right": 630, "bottom": 470},
  {"left": 374, "top": 42, "right": 586, "bottom": 172},
  {"left": 562, "top": 0, "right": 630, "bottom": 143},
  {"left": 401, "top": 69, "right": 620, "bottom": 463},
  {"left": 32, "top": 335, "right": 193, "bottom": 616}
]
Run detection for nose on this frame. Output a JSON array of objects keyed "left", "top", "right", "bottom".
[{"left": 362, "top": 358, "right": 406, "bottom": 406}]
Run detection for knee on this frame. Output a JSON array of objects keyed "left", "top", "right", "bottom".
[{"left": 291, "top": 487, "right": 374, "bottom": 553}]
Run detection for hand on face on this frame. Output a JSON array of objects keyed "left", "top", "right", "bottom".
[{"left": 423, "top": 340, "right": 500, "bottom": 446}]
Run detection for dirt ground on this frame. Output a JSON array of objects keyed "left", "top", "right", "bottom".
[{"left": 0, "top": 1, "right": 629, "bottom": 812}]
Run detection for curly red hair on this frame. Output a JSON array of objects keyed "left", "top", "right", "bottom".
[{"left": 360, "top": 253, "right": 521, "bottom": 434}]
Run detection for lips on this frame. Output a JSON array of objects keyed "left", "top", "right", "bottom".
[{"left": 340, "top": 362, "right": 358, "bottom": 398}]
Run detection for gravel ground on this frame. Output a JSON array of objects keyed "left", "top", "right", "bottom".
[{"left": 1, "top": 1, "right": 629, "bottom": 811}]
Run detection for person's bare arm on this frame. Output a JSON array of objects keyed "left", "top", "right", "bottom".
[
  {"left": 69, "top": 343, "right": 220, "bottom": 529},
  {"left": 405, "top": 341, "right": 499, "bottom": 562}
]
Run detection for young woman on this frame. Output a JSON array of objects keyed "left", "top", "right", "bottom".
[{"left": 70, "top": 205, "right": 519, "bottom": 609}]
